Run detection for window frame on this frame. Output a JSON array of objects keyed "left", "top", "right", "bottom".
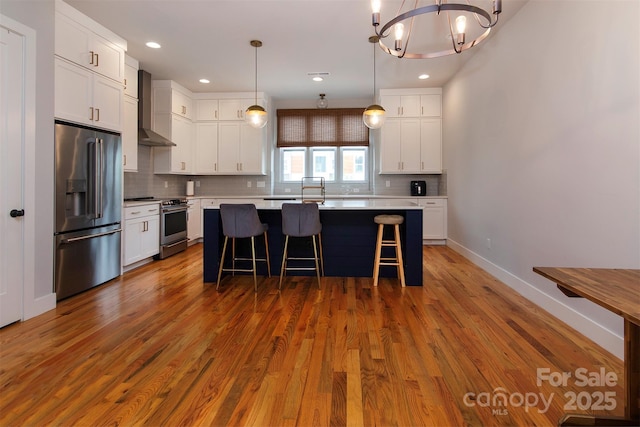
[{"left": 279, "top": 146, "right": 369, "bottom": 184}]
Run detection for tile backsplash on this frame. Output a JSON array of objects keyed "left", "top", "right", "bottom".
[{"left": 124, "top": 145, "right": 446, "bottom": 198}]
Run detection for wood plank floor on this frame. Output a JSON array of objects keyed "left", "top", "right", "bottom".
[{"left": 0, "top": 244, "right": 625, "bottom": 426}]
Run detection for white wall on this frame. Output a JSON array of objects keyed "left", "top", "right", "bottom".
[
  {"left": 1, "top": 0, "right": 56, "bottom": 317},
  {"left": 443, "top": 0, "right": 639, "bottom": 359}
]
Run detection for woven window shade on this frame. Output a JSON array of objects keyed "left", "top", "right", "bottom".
[{"left": 277, "top": 109, "right": 369, "bottom": 147}]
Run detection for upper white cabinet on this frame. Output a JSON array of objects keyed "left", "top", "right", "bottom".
[
  {"left": 153, "top": 80, "right": 193, "bottom": 120},
  {"left": 123, "top": 56, "right": 138, "bottom": 98},
  {"left": 379, "top": 88, "right": 442, "bottom": 174},
  {"left": 380, "top": 89, "right": 442, "bottom": 118},
  {"left": 54, "top": 0, "right": 126, "bottom": 132},
  {"left": 54, "top": 0, "right": 125, "bottom": 83},
  {"left": 153, "top": 113, "right": 193, "bottom": 174},
  {"left": 122, "top": 95, "right": 138, "bottom": 171},
  {"left": 219, "top": 99, "right": 254, "bottom": 121},
  {"left": 152, "top": 80, "right": 194, "bottom": 174},
  {"left": 217, "top": 122, "right": 265, "bottom": 174},
  {"left": 382, "top": 95, "right": 420, "bottom": 118},
  {"left": 122, "top": 55, "right": 139, "bottom": 172},
  {"left": 194, "top": 122, "right": 219, "bottom": 174},
  {"left": 380, "top": 119, "right": 421, "bottom": 173},
  {"left": 55, "top": 57, "right": 123, "bottom": 131},
  {"left": 196, "top": 99, "right": 219, "bottom": 121}
]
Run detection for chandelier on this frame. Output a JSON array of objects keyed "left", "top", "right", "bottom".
[
  {"left": 371, "top": 0, "right": 502, "bottom": 59},
  {"left": 245, "top": 40, "right": 268, "bottom": 129}
]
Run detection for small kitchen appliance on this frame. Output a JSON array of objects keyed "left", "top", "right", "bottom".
[{"left": 410, "top": 180, "right": 427, "bottom": 196}]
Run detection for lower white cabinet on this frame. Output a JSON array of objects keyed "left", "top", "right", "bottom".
[
  {"left": 123, "top": 204, "right": 160, "bottom": 266},
  {"left": 186, "top": 198, "right": 202, "bottom": 241},
  {"left": 418, "top": 198, "right": 447, "bottom": 241}
]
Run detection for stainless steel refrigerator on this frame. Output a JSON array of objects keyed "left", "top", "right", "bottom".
[{"left": 54, "top": 121, "right": 122, "bottom": 300}]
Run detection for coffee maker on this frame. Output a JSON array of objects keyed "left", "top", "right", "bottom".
[{"left": 410, "top": 180, "right": 426, "bottom": 196}]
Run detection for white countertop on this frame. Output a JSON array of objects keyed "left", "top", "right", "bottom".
[{"left": 203, "top": 199, "right": 423, "bottom": 210}]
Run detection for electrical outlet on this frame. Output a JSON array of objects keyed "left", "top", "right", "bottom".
[
  {"left": 486, "top": 238, "right": 492, "bottom": 249},
  {"left": 257, "top": 181, "right": 265, "bottom": 188},
  {"left": 284, "top": 188, "right": 291, "bottom": 193},
  {"left": 164, "top": 181, "right": 168, "bottom": 188},
  {"left": 247, "top": 181, "right": 252, "bottom": 188},
  {"left": 386, "top": 180, "right": 391, "bottom": 188},
  {"left": 353, "top": 188, "right": 359, "bottom": 193}
]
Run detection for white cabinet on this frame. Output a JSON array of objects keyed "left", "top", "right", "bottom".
[
  {"left": 194, "top": 122, "right": 219, "bottom": 174},
  {"left": 217, "top": 122, "right": 265, "bottom": 174},
  {"left": 378, "top": 88, "right": 442, "bottom": 174},
  {"left": 152, "top": 81, "right": 195, "bottom": 173},
  {"left": 55, "top": 57, "right": 123, "bottom": 131},
  {"left": 196, "top": 99, "right": 219, "bottom": 121},
  {"left": 418, "top": 198, "right": 447, "bottom": 241},
  {"left": 122, "top": 96, "right": 138, "bottom": 171},
  {"left": 380, "top": 93, "right": 441, "bottom": 118},
  {"left": 380, "top": 119, "right": 421, "bottom": 173},
  {"left": 123, "top": 204, "right": 160, "bottom": 266},
  {"left": 153, "top": 81, "right": 193, "bottom": 120},
  {"left": 381, "top": 95, "right": 420, "bottom": 118},
  {"left": 419, "top": 118, "right": 442, "bottom": 173},
  {"left": 420, "top": 94, "right": 441, "bottom": 117},
  {"left": 171, "top": 90, "right": 193, "bottom": 119},
  {"left": 55, "top": 11, "right": 125, "bottom": 83},
  {"left": 219, "top": 99, "right": 253, "bottom": 120},
  {"left": 123, "top": 59, "right": 138, "bottom": 98},
  {"left": 153, "top": 113, "right": 193, "bottom": 174},
  {"left": 187, "top": 198, "right": 202, "bottom": 241}
]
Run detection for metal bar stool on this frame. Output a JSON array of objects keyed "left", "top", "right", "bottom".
[
  {"left": 372, "top": 214, "right": 405, "bottom": 287},
  {"left": 216, "top": 204, "right": 271, "bottom": 292},
  {"left": 279, "top": 202, "right": 324, "bottom": 289}
]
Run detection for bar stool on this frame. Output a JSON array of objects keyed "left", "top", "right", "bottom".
[
  {"left": 372, "top": 214, "right": 405, "bottom": 287},
  {"left": 279, "top": 203, "right": 324, "bottom": 290},
  {"left": 216, "top": 204, "right": 271, "bottom": 292}
]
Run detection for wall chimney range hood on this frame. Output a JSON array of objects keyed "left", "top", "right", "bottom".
[{"left": 138, "top": 70, "right": 176, "bottom": 147}]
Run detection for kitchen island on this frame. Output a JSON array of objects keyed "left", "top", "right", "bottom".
[{"left": 202, "top": 200, "right": 424, "bottom": 286}]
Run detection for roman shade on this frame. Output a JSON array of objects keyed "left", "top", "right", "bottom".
[{"left": 277, "top": 109, "right": 369, "bottom": 147}]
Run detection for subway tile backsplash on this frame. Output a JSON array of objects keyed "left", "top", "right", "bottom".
[{"left": 124, "top": 146, "right": 446, "bottom": 199}]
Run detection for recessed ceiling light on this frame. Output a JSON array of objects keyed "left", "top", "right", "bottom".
[
  {"left": 308, "top": 72, "right": 330, "bottom": 82},
  {"left": 419, "top": 74, "right": 430, "bottom": 80},
  {"left": 199, "top": 79, "right": 210, "bottom": 84},
  {"left": 146, "top": 41, "right": 161, "bottom": 49}
]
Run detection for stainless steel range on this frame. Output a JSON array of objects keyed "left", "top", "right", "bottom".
[{"left": 157, "top": 198, "right": 188, "bottom": 259}]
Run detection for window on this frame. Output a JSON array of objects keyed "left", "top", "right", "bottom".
[
  {"left": 282, "top": 148, "right": 305, "bottom": 182},
  {"left": 278, "top": 109, "right": 370, "bottom": 185},
  {"left": 280, "top": 146, "right": 367, "bottom": 183}
]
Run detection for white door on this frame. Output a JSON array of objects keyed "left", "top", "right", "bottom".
[{"left": 0, "top": 25, "right": 25, "bottom": 327}]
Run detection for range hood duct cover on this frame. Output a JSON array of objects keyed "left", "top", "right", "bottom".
[{"left": 138, "top": 69, "right": 176, "bottom": 147}]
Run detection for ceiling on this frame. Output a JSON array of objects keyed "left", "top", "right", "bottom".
[{"left": 65, "top": 0, "right": 528, "bottom": 103}]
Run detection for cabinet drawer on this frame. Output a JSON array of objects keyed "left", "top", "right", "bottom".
[
  {"left": 124, "top": 204, "right": 160, "bottom": 219},
  {"left": 420, "top": 198, "right": 445, "bottom": 207}
]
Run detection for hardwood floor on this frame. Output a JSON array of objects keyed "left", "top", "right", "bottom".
[{"left": 0, "top": 244, "right": 624, "bottom": 426}]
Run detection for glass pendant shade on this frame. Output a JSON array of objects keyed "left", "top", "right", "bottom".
[
  {"left": 316, "top": 94, "right": 328, "bottom": 109},
  {"left": 245, "top": 105, "right": 268, "bottom": 128},
  {"left": 363, "top": 104, "right": 386, "bottom": 129}
]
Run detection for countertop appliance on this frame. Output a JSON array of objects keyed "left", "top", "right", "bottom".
[
  {"left": 54, "top": 121, "right": 122, "bottom": 300},
  {"left": 411, "top": 180, "right": 427, "bottom": 196}
]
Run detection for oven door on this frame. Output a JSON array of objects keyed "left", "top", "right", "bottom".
[{"left": 160, "top": 206, "right": 187, "bottom": 245}]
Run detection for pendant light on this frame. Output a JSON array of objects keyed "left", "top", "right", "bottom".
[
  {"left": 363, "top": 36, "right": 385, "bottom": 129},
  {"left": 245, "top": 40, "right": 268, "bottom": 129}
]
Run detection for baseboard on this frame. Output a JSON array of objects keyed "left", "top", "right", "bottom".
[
  {"left": 446, "top": 239, "right": 623, "bottom": 360},
  {"left": 23, "top": 292, "right": 56, "bottom": 321}
]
